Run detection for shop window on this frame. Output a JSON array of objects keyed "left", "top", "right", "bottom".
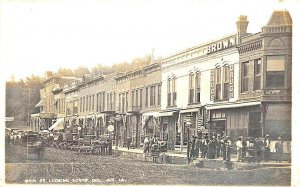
[
  {"left": 195, "top": 71, "right": 201, "bottom": 103},
  {"left": 223, "top": 66, "right": 230, "bottom": 99},
  {"left": 189, "top": 73, "right": 195, "bottom": 104},
  {"left": 241, "top": 62, "right": 249, "bottom": 92},
  {"left": 215, "top": 67, "right": 221, "bottom": 100},
  {"left": 266, "top": 56, "right": 285, "bottom": 88},
  {"left": 254, "top": 59, "right": 262, "bottom": 90}
]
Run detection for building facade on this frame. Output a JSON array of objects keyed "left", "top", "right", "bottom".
[
  {"left": 31, "top": 76, "right": 77, "bottom": 131},
  {"left": 31, "top": 10, "right": 292, "bottom": 151}
]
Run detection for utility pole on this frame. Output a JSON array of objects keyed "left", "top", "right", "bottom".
[{"left": 27, "top": 78, "right": 31, "bottom": 128}]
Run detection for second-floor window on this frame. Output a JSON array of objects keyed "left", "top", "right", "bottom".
[
  {"left": 119, "top": 94, "right": 121, "bottom": 112},
  {"left": 195, "top": 71, "right": 201, "bottom": 103},
  {"left": 254, "top": 59, "right": 262, "bottom": 90},
  {"left": 241, "top": 62, "right": 249, "bottom": 92},
  {"left": 145, "top": 87, "right": 148, "bottom": 107},
  {"left": 73, "top": 100, "right": 78, "bottom": 114},
  {"left": 125, "top": 92, "right": 128, "bottom": 111},
  {"left": 167, "top": 79, "right": 171, "bottom": 106},
  {"left": 266, "top": 56, "right": 285, "bottom": 88},
  {"left": 150, "top": 85, "right": 156, "bottom": 106},
  {"left": 223, "top": 66, "right": 230, "bottom": 99},
  {"left": 131, "top": 90, "right": 134, "bottom": 107},
  {"left": 92, "top": 94, "right": 94, "bottom": 111},
  {"left": 172, "top": 78, "right": 177, "bottom": 106},
  {"left": 215, "top": 67, "right": 222, "bottom": 100},
  {"left": 140, "top": 89, "right": 143, "bottom": 109},
  {"left": 158, "top": 84, "right": 161, "bottom": 106},
  {"left": 189, "top": 73, "right": 195, "bottom": 104}
]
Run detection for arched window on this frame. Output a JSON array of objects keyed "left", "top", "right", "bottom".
[
  {"left": 195, "top": 71, "right": 201, "bottom": 103},
  {"left": 189, "top": 73, "right": 195, "bottom": 103}
]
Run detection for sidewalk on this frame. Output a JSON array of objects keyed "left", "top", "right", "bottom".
[{"left": 113, "top": 146, "right": 291, "bottom": 169}]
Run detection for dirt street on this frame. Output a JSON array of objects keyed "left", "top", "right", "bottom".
[{"left": 5, "top": 143, "right": 291, "bottom": 185}]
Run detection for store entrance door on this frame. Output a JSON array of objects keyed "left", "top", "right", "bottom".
[{"left": 249, "top": 111, "right": 261, "bottom": 138}]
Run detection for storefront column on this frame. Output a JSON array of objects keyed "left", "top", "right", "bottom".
[
  {"left": 180, "top": 114, "right": 184, "bottom": 153},
  {"left": 260, "top": 104, "right": 268, "bottom": 137}
]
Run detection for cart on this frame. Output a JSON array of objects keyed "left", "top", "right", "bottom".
[
  {"left": 23, "top": 133, "right": 45, "bottom": 160},
  {"left": 78, "top": 135, "right": 96, "bottom": 154}
]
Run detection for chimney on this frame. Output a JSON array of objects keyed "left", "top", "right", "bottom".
[{"left": 236, "top": 15, "right": 249, "bottom": 42}]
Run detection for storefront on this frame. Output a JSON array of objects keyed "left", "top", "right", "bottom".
[
  {"left": 264, "top": 103, "right": 291, "bottom": 140},
  {"left": 206, "top": 102, "right": 261, "bottom": 140},
  {"left": 158, "top": 110, "right": 179, "bottom": 150}
]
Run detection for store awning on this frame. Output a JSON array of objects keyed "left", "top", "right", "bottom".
[
  {"left": 157, "top": 111, "right": 174, "bottom": 117},
  {"left": 205, "top": 101, "right": 261, "bottom": 110},
  {"left": 35, "top": 99, "right": 44, "bottom": 107},
  {"left": 142, "top": 112, "right": 160, "bottom": 118},
  {"left": 50, "top": 99, "right": 58, "bottom": 106},
  {"left": 179, "top": 108, "right": 199, "bottom": 114},
  {"left": 49, "top": 118, "right": 64, "bottom": 130}
]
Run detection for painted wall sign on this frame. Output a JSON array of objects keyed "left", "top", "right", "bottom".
[
  {"left": 210, "top": 69, "right": 215, "bottom": 101},
  {"left": 229, "top": 64, "right": 234, "bottom": 98},
  {"left": 206, "top": 37, "right": 237, "bottom": 54}
]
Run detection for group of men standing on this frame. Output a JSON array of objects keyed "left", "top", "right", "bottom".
[
  {"left": 189, "top": 133, "right": 286, "bottom": 162},
  {"left": 190, "top": 133, "right": 232, "bottom": 161}
]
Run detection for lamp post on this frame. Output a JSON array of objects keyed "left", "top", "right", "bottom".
[
  {"left": 185, "top": 115, "right": 193, "bottom": 164},
  {"left": 27, "top": 78, "right": 31, "bottom": 128}
]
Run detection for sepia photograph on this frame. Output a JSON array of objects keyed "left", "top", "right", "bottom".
[{"left": 1, "top": 0, "right": 299, "bottom": 186}]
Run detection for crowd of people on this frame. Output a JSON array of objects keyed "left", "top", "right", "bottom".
[{"left": 187, "top": 133, "right": 286, "bottom": 163}]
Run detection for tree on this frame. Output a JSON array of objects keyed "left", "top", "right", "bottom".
[
  {"left": 57, "top": 68, "right": 74, "bottom": 77},
  {"left": 73, "top": 66, "right": 90, "bottom": 77}
]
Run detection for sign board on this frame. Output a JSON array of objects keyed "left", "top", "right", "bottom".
[
  {"left": 5, "top": 117, "right": 14, "bottom": 122},
  {"left": 107, "top": 125, "right": 114, "bottom": 132}
]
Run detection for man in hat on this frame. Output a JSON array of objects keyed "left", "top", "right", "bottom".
[
  {"left": 190, "top": 136, "right": 197, "bottom": 158},
  {"left": 235, "top": 136, "right": 243, "bottom": 162},
  {"left": 126, "top": 136, "right": 132, "bottom": 150},
  {"left": 263, "top": 134, "right": 271, "bottom": 162},
  {"left": 275, "top": 136, "right": 284, "bottom": 162},
  {"left": 143, "top": 135, "right": 150, "bottom": 153}
]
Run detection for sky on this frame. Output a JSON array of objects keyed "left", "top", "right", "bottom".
[{"left": 0, "top": 0, "right": 298, "bottom": 81}]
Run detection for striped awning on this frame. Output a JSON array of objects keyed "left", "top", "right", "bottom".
[
  {"left": 205, "top": 101, "right": 261, "bottom": 110},
  {"left": 50, "top": 99, "right": 58, "bottom": 106},
  {"left": 35, "top": 99, "right": 44, "bottom": 107},
  {"left": 179, "top": 108, "right": 199, "bottom": 114}
]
